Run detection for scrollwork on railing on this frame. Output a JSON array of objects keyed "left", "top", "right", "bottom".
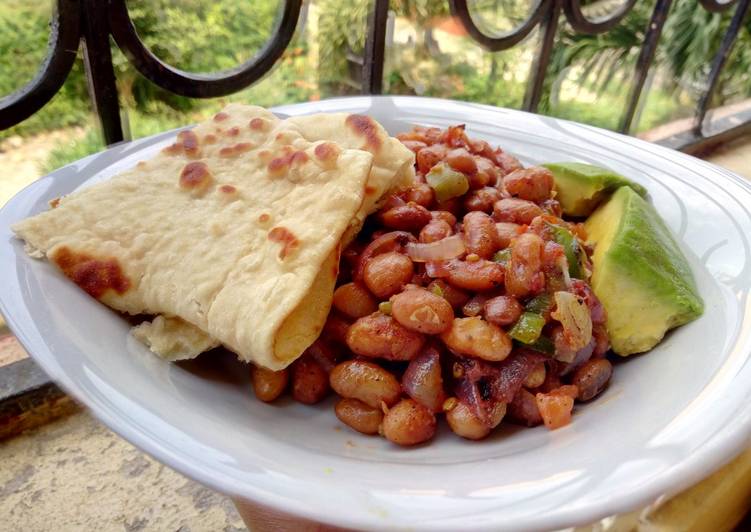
[
  {"left": 108, "top": 0, "right": 302, "bottom": 98},
  {"left": 448, "top": 0, "right": 551, "bottom": 52},
  {"left": 0, "top": 0, "right": 749, "bottom": 155},
  {"left": 0, "top": 0, "right": 80, "bottom": 130}
]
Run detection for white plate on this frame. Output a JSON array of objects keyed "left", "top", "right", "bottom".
[{"left": 1, "top": 96, "right": 750, "bottom": 531}]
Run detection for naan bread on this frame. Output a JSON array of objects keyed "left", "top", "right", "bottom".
[
  {"left": 130, "top": 108, "right": 416, "bottom": 363},
  {"left": 13, "top": 105, "right": 373, "bottom": 369}
]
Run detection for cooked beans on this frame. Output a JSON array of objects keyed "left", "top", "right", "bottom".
[
  {"left": 445, "top": 401, "right": 490, "bottom": 440},
  {"left": 335, "top": 398, "right": 383, "bottom": 435},
  {"left": 252, "top": 123, "right": 614, "bottom": 442},
  {"left": 445, "top": 259, "right": 504, "bottom": 292},
  {"left": 484, "top": 295, "right": 523, "bottom": 327},
  {"left": 402, "top": 348, "right": 446, "bottom": 412},
  {"left": 445, "top": 147, "right": 478, "bottom": 175},
  {"left": 363, "top": 251, "right": 414, "bottom": 298},
  {"left": 464, "top": 186, "right": 501, "bottom": 213},
  {"left": 431, "top": 210, "right": 457, "bottom": 226},
  {"left": 330, "top": 360, "right": 401, "bottom": 408},
  {"left": 572, "top": 359, "right": 613, "bottom": 401},
  {"left": 495, "top": 222, "right": 522, "bottom": 249},
  {"left": 379, "top": 203, "right": 432, "bottom": 232},
  {"left": 440, "top": 317, "right": 512, "bottom": 362},
  {"left": 505, "top": 233, "right": 545, "bottom": 298},
  {"left": 503, "top": 167, "right": 555, "bottom": 203},
  {"left": 332, "top": 282, "right": 377, "bottom": 319},
  {"left": 475, "top": 157, "right": 500, "bottom": 187},
  {"left": 416, "top": 144, "right": 447, "bottom": 174},
  {"left": 391, "top": 288, "right": 453, "bottom": 334},
  {"left": 493, "top": 198, "right": 543, "bottom": 224},
  {"left": 346, "top": 312, "right": 425, "bottom": 360},
  {"left": 508, "top": 389, "right": 543, "bottom": 427},
  {"left": 419, "top": 220, "right": 453, "bottom": 243},
  {"left": 251, "top": 366, "right": 288, "bottom": 402},
  {"left": 462, "top": 211, "right": 499, "bottom": 259},
  {"left": 382, "top": 399, "right": 437, "bottom": 446},
  {"left": 523, "top": 363, "right": 546, "bottom": 389},
  {"left": 291, "top": 356, "right": 330, "bottom": 404},
  {"left": 427, "top": 279, "right": 470, "bottom": 310},
  {"left": 406, "top": 183, "right": 434, "bottom": 207}
]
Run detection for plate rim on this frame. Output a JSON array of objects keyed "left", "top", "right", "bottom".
[{"left": 1, "top": 95, "right": 751, "bottom": 531}]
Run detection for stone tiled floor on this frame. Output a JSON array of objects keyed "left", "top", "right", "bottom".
[{"left": 0, "top": 412, "right": 245, "bottom": 531}]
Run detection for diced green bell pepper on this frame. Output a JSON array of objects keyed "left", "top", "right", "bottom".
[
  {"left": 508, "top": 312, "right": 546, "bottom": 344},
  {"left": 426, "top": 162, "right": 469, "bottom": 202}
]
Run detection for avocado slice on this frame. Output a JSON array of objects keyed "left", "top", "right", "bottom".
[
  {"left": 584, "top": 186, "right": 703, "bottom": 356},
  {"left": 543, "top": 162, "right": 648, "bottom": 217}
]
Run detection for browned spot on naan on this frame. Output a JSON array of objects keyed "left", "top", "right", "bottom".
[
  {"left": 345, "top": 114, "right": 382, "bottom": 151},
  {"left": 51, "top": 247, "right": 130, "bottom": 299},
  {"left": 179, "top": 161, "right": 213, "bottom": 193},
  {"left": 268, "top": 227, "right": 299, "bottom": 259},
  {"left": 214, "top": 112, "right": 229, "bottom": 122}
]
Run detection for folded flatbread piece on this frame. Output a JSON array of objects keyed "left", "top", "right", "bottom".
[
  {"left": 13, "top": 105, "right": 374, "bottom": 369},
  {"left": 135, "top": 107, "right": 416, "bottom": 363}
]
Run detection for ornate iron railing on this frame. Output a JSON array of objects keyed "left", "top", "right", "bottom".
[{"left": 1, "top": 0, "right": 750, "bottom": 154}]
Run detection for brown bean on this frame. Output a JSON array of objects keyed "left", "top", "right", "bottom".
[
  {"left": 291, "top": 356, "right": 329, "bottom": 405},
  {"left": 523, "top": 363, "right": 546, "bottom": 389},
  {"left": 507, "top": 389, "right": 543, "bottom": 426},
  {"left": 401, "top": 140, "right": 427, "bottom": 153},
  {"left": 494, "top": 151, "right": 523, "bottom": 175},
  {"left": 251, "top": 366, "right": 288, "bottom": 402},
  {"left": 346, "top": 312, "right": 425, "bottom": 361},
  {"left": 445, "top": 259, "right": 504, "bottom": 292},
  {"left": 572, "top": 359, "right": 613, "bottom": 401},
  {"left": 503, "top": 167, "right": 555, "bottom": 203},
  {"left": 379, "top": 203, "right": 432, "bottom": 232},
  {"left": 495, "top": 222, "right": 522, "bottom": 249},
  {"left": 391, "top": 288, "right": 453, "bottom": 334},
  {"left": 330, "top": 360, "right": 401, "bottom": 408},
  {"left": 493, "top": 198, "right": 543, "bottom": 224},
  {"left": 475, "top": 156, "right": 500, "bottom": 187},
  {"left": 363, "top": 252, "right": 414, "bottom": 298},
  {"left": 445, "top": 147, "right": 478, "bottom": 175},
  {"left": 445, "top": 401, "right": 490, "bottom": 440},
  {"left": 505, "top": 233, "right": 545, "bottom": 298},
  {"left": 592, "top": 323, "right": 610, "bottom": 358},
  {"left": 335, "top": 398, "right": 383, "bottom": 435},
  {"left": 427, "top": 279, "right": 470, "bottom": 310},
  {"left": 431, "top": 210, "right": 457, "bottom": 227},
  {"left": 462, "top": 293, "right": 489, "bottom": 317},
  {"left": 439, "top": 317, "right": 512, "bottom": 362},
  {"left": 416, "top": 144, "right": 448, "bottom": 174},
  {"left": 462, "top": 211, "right": 499, "bottom": 259},
  {"left": 406, "top": 183, "right": 435, "bottom": 207},
  {"left": 402, "top": 347, "right": 445, "bottom": 412},
  {"left": 322, "top": 312, "right": 352, "bottom": 345},
  {"left": 382, "top": 399, "right": 437, "bottom": 446},
  {"left": 419, "top": 220, "right": 453, "bottom": 243},
  {"left": 463, "top": 186, "right": 501, "bottom": 213},
  {"left": 333, "top": 282, "right": 378, "bottom": 319},
  {"left": 484, "top": 295, "right": 523, "bottom": 327}
]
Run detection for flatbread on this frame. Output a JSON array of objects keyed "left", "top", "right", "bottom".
[
  {"left": 13, "top": 105, "right": 372, "bottom": 369},
  {"left": 129, "top": 109, "right": 416, "bottom": 363}
]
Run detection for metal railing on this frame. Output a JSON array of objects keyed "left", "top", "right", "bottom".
[{"left": 0, "top": 0, "right": 750, "bottom": 154}]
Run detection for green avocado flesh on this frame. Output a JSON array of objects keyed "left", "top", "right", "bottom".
[
  {"left": 584, "top": 186, "right": 703, "bottom": 356},
  {"left": 543, "top": 162, "right": 648, "bottom": 217}
]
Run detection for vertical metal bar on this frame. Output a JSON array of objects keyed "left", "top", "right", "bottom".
[
  {"left": 693, "top": 0, "right": 751, "bottom": 134},
  {"left": 523, "top": 0, "right": 561, "bottom": 112},
  {"left": 618, "top": 0, "right": 673, "bottom": 134},
  {"left": 362, "top": 0, "right": 389, "bottom": 95},
  {"left": 80, "top": 0, "right": 124, "bottom": 145}
]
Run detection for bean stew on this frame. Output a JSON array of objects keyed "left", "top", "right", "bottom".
[{"left": 251, "top": 124, "right": 613, "bottom": 446}]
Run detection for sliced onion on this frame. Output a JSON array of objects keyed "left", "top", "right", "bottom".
[
  {"left": 406, "top": 234, "right": 466, "bottom": 262},
  {"left": 551, "top": 291, "right": 592, "bottom": 351},
  {"left": 425, "top": 260, "right": 453, "bottom": 278}
]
